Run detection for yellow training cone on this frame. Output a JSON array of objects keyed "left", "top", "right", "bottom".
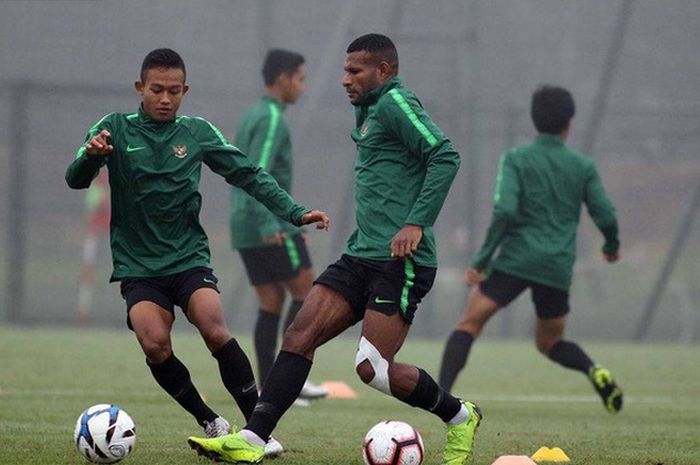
[{"left": 531, "top": 447, "right": 570, "bottom": 462}]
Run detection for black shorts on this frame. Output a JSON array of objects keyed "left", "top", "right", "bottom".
[
  {"left": 314, "top": 254, "right": 436, "bottom": 324},
  {"left": 119, "top": 267, "right": 220, "bottom": 330},
  {"left": 479, "top": 269, "right": 569, "bottom": 319},
  {"left": 238, "top": 233, "right": 312, "bottom": 286}
]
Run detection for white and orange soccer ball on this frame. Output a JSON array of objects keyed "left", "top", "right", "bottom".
[
  {"left": 74, "top": 404, "right": 136, "bottom": 463},
  {"left": 362, "top": 420, "right": 424, "bottom": 465}
]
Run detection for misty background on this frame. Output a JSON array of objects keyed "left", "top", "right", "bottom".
[{"left": 0, "top": 0, "right": 698, "bottom": 343}]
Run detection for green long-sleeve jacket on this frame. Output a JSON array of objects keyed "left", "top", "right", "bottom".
[
  {"left": 472, "top": 134, "right": 619, "bottom": 290},
  {"left": 346, "top": 77, "right": 461, "bottom": 267},
  {"left": 66, "top": 106, "right": 309, "bottom": 281},
  {"left": 230, "top": 95, "right": 300, "bottom": 249}
]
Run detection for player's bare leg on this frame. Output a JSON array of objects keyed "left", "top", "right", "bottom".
[{"left": 130, "top": 301, "right": 225, "bottom": 434}]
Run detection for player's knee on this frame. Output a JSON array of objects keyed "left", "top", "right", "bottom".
[
  {"left": 354, "top": 337, "right": 391, "bottom": 395},
  {"left": 141, "top": 339, "right": 172, "bottom": 363},
  {"left": 355, "top": 359, "right": 376, "bottom": 385}
]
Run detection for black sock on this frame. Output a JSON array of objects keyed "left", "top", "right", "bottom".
[
  {"left": 254, "top": 310, "right": 281, "bottom": 387},
  {"left": 439, "top": 330, "right": 474, "bottom": 392},
  {"left": 246, "top": 350, "right": 311, "bottom": 440},
  {"left": 283, "top": 300, "right": 304, "bottom": 333},
  {"left": 404, "top": 368, "right": 462, "bottom": 423},
  {"left": 147, "top": 354, "right": 217, "bottom": 426},
  {"left": 213, "top": 338, "right": 259, "bottom": 422},
  {"left": 548, "top": 340, "right": 594, "bottom": 374}
]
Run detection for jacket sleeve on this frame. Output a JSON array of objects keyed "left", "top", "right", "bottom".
[
  {"left": 470, "top": 150, "right": 520, "bottom": 270},
  {"left": 65, "top": 114, "right": 113, "bottom": 189},
  {"left": 379, "top": 89, "right": 460, "bottom": 227},
  {"left": 584, "top": 162, "right": 620, "bottom": 254},
  {"left": 235, "top": 106, "right": 287, "bottom": 238},
  {"left": 197, "top": 118, "right": 309, "bottom": 226}
]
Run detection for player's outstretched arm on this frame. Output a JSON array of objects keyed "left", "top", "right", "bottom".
[{"left": 300, "top": 210, "right": 330, "bottom": 231}]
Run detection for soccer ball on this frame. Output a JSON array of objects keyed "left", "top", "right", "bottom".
[
  {"left": 74, "top": 404, "right": 136, "bottom": 463},
  {"left": 362, "top": 420, "right": 424, "bottom": 465}
]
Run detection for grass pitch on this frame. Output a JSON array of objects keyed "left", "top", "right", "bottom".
[{"left": 0, "top": 326, "right": 698, "bottom": 465}]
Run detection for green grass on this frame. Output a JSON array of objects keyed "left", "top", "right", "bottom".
[{"left": 0, "top": 326, "right": 698, "bottom": 465}]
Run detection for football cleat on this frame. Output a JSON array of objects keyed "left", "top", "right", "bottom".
[
  {"left": 589, "top": 364, "right": 623, "bottom": 414},
  {"left": 264, "top": 436, "right": 284, "bottom": 457},
  {"left": 443, "top": 400, "right": 482, "bottom": 465},
  {"left": 299, "top": 381, "right": 329, "bottom": 400},
  {"left": 188, "top": 431, "right": 264, "bottom": 464},
  {"left": 203, "top": 416, "right": 232, "bottom": 438}
]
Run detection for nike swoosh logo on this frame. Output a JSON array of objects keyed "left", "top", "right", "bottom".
[
  {"left": 374, "top": 297, "right": 396, "bottom": 304},
  {"left": 126, "top": 145, "right": 146, "bottom": 153},
  {"left": 203, "top": 277, "right": 216, "bottom": 284},
  {"left": 241, "top": 382, "right": 257, "bottom": 394}
]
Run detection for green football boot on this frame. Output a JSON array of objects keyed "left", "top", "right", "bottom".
[
  {"left": 589, "top": 364, "right": 623, "bottom": 414},
  {"left": 188, "top": 431, "right": 264, "bottom": 464},
  {"left": 443, "top": 400, "right": 482, "bottom": 465}
]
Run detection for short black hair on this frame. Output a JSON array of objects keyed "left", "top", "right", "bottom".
[
  {"left": 530, "top": 85, "right": 575, "bottom": 134},
  {"left": 346, "top": 33, "right": 398, "bottom": 72},
  {"left": 140, "top": 48, "right": 186, "bottom": 83},
  {"left": 262, "top": 49, "right": 305, "bottom": 86}
]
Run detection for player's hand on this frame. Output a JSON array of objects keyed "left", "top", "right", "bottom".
[
  {"left": 85, "top": 130, "right": 113, "bottom": 157},
  {"left": 604, "top": 252, "right": 620, "bottom": 263},
  {"left": 263, "top": 232, "right": 286, "bottom": 246},
  {"left": 301, "top": 210, "right": 330, "bottom": 231},
  {"left": 390, "top": 224, "right": 422, "bottom": 258},
  {"left": 464, "top": 268, "right": 484, "bottom": 286}
]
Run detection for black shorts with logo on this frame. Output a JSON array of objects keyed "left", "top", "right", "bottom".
[
  {"left": 314, "top": 254, "right": 436, "bottom": 324},
  {"left": 479, "top": 269, "right": 569, "bottom": 319},
  {"left": 238, "top": 233, "right": 312, "bottom": 286},
  {"left": 119, "top": 266, "right": 220, "bottom": 330}
]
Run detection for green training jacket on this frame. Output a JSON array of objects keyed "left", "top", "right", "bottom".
[
  {"left": 471, "top": 134, "right": 619, "bottom": 290},
  {"left": 346, "top": 77, "right": 461, "bottom": 267},
  {"left": 65, "top": 106, "right": 309, "bottom": 281},
  {"left": 230, "top": 95, "right": 300, "bottom": 249}
]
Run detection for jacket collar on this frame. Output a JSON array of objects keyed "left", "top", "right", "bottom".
[
  {"left": 355, "top": 76, "right": 402, "bottom": 107},
  {"left": 262, "top": 94, "right": 287, "bottom": 111},
  {"left": 135, "top": 105, "right": 178, "bottom": 128},
  {"left": 534, "top": 134, "right": 565, "bottom": 146}
]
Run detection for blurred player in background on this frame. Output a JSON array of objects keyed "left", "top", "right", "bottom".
[
  {"left": 230, "top": 49, "right": 327, "bottom": 403},
  {"left": 438, "top": 85, "right": 623, "bottom": 414},
  {"left": 188, "top": 33, "right": 481, "bottom": 465},
  {"left": 76, "top": 170, "right": 110, "bottom": 321},
  {"left": 65, "top": 48, "right": 329, "bottom": 456}
]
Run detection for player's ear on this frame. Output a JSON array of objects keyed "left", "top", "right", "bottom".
[
  {"left": 134, "top": 81, "right": 144, "bottom": 96},
  {"left": 182, "top": 84, "right": 189, "bottom": 96},
  {"left": 376, "top": 61, "right": 392, "bottom": 81}
]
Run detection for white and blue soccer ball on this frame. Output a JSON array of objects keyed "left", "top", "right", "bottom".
[
  {"left": 363, "top": 420, "right": 424, "bottom": 465},
  {"left": 74, "top": 404, "right": 136, "bottom": 463}
]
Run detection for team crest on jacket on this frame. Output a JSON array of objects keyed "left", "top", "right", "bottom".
[
  {"left": 359, "top": 122, "right": 371, "bottom": 137},
  {"left": 172, "top": 145, "right": 188, "bottom": 158}
]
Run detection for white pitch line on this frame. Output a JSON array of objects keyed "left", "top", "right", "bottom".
[{"left": 469, "top": 393, "right": 673, "bottom": 404}]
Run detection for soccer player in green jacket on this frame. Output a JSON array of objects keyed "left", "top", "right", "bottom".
[
  {"left": 188, "top": 34, "right": 481, "bottom": 465},
  {"left": 230, "top": 49, "right": 327, "bottom": 402},
  {"left": 65, "top": 49, "right": 329, "bottom": 452},
  {"left": 438, "top": 85, "right": 623, "bottom": 414}
]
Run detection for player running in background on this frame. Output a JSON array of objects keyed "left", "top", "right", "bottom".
[
  {"left": 438, "top": 85, "right": 623, "bottom": 414},
  {"left": 65, "top": 48, "right": 329, "bottom": 455},
  {"left": 188, "top": 33, "right": 481, "bottom": 465},
  {"left": 76, "top": 169, "right": 110, "bottom": 321},
  {"left": 230, "top": 49, "right": 327, "bottom": 403}
]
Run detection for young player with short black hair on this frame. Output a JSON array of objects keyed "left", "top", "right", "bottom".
[
  {"left": 188, "top": 33, "right": 481, "bottom": 465},
  {"left": 438, "top": 85, "right": 623, "bottom": 414},
  {"left": 231, "top": 48, "right": 327, "bottom": 401},
  {"left": 65, "top": 48, "right": 329, "bottom": 455}
]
